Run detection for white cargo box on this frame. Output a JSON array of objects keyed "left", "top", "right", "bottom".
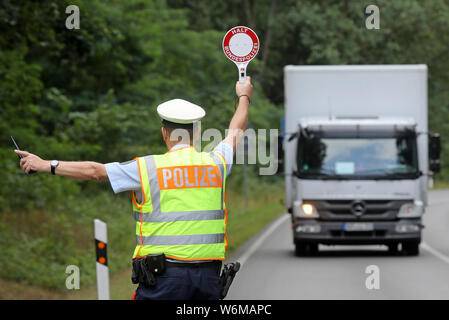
[{"left": 283, "top": 65, "right": 428, "bottom": 208}]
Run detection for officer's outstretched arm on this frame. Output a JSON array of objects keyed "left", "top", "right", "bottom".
[
  {"left": 14, "top": 150, "right": 108, "bottom": 181},
  {"left": 222, "top": 76, "right": 253, "bottom": 152}
]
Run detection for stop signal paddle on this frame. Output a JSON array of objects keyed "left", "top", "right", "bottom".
[{"left": 223, "top": 26, "right": 260, "bottom": 83}]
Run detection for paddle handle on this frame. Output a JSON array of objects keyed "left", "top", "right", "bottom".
[{"left": 238, "top": 64, "right": 247, "bottom": 83}]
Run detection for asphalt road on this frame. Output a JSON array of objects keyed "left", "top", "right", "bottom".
[{"left": 227, "top": 189, "right": 449, "bottom": 299}]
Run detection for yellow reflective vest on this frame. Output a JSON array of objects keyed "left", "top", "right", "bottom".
[{"left": 131, "top": 146, "right": 227, "bottom": 261}]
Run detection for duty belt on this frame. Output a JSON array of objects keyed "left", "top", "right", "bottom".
[
  {"left": 131, "top": 254, "right": 240, "bottom": 299},
  {"left": 166, "top": 260, "right": 222, "bottom": 275},
  {"left": 132, "top": 254, "right": 222, "bottom": 288}
]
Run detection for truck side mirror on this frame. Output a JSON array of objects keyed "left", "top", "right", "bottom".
[
  {"left": 430, "top": 161, "right": 440, "bottom": 174},
  {"left": 429, "top": 133, "right": 441, "bottom": 160},
  {"left": 429, "top": 133, "right": 441, "bottom": 174},
  {"left": 276, "top": 134, "right": 284, "bottom": 174}
]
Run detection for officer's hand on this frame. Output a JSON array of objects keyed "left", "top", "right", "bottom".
[
  {"left": 14, "top": 150, "right": 49, "bottom": 174},
  {"left": 236, "top": 76, "right": 253, "bottom": 102}
]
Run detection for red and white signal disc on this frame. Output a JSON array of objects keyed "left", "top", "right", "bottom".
[{"left": 223, "top": 26, "right": 259, "bottom": 63}]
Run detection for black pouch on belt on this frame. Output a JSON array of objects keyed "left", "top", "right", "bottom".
[
  {"left": 145, "top": 253, "right": 166, "bottom": 275},
  {"left": 131, "top": 253, "right": 166, "bottom": 288}
]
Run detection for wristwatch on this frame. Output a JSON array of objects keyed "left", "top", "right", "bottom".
[{"left": 50, "top": 160, "right": 59, "bottom": 175}]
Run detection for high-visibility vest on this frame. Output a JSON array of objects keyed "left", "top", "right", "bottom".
[{"left": 131, "top": 146, "right": 228, "bottom": 261}]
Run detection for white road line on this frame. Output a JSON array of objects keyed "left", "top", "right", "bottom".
[
  {"left": 421, "top": 242, "right": 449, "bottom": 265},
  {"left": 235, "top": 214, "right": 449, "bottom": 268},
  {"left": 237, "top": 213, "right": 290, "bottom": 267},
  {"left": 428, "top": 201, "right": 449, "bottom": 207}
]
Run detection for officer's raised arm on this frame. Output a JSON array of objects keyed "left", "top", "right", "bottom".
[{"left": 222, "top": 76, "right": 253, "bottom": 152}]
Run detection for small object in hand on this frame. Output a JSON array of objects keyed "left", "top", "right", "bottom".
[{"left": 11, "top": 136, "right": 36, "bottom": 174}]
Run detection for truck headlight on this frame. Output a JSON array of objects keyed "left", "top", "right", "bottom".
[
  {"left": 302, "top": 204, "right": 314, "bottom": 215},
  {"left": 294, "top": 202, "right": 320, "bottom": 218},
  {"left": 397, "top": 201, "right": 424, "bottom": 218}
]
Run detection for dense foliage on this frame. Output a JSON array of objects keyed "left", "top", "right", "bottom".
[
  {"left": 0, "top": 0, "right": 280, "bottom": 211},
  {"left": 1, "top": 0, "right": 449, "bottom": 210},
  {"left": 0, "top": 0, "right": 448, "bottom": 289}
]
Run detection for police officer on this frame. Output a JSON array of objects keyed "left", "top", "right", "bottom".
[{"left": 14, "top": 77, "right": 253, "bottom": 300}]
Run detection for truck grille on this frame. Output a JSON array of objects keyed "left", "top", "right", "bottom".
[
  {"left": 305, "top": 199, "right": 411, "bottom": 221},
  {"left": 330, "top": 230, "right": 387, "bottom": 237}
]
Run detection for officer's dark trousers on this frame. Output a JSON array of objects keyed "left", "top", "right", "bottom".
[{"left": 133, "top": 265, "right": 220, "bottom": 300}]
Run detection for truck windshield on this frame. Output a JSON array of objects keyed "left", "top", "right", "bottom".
[{"left": 297, "top": 135, "right": 419, "bottom": 179}]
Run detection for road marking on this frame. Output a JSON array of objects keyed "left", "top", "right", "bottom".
[
  {"left": 428, "top": 200, "right": 449, "bottom": 207},
  {"left": 237, "top": 213, "right": 290, "bottom": 267},
  {"left": 234, "top": 214, "right": 449, "bottom": 268},
  {"left": 421, "top": 242, "right": 449, "bottom": 265}
]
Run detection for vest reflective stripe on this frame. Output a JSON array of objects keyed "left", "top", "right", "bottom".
[
  {"left": 208, "top": 152, "right": 225, "bottom": 180},
  {"left": 144, "top": 156, "right": 161, "bottom": 213},
  {"left": 131, "top": 147, "right": 227, "bottom": 260},
  {"left": 136, "top": 233, "right": 225, "bottom": 246},
  {"left": 133, "top": 210, "right": 224, "bottom": 222},
  {"left": 208, "top": 152, "right": 225, "bottom": 210}
]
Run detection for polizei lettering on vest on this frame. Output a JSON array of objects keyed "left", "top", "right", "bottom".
[{"left": 158, "top": 165, "right": 221, "bottom": 190}]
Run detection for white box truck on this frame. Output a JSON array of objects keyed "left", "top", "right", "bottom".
[{"left": 283, "top": 65, "right": 441, "bottom": 256}]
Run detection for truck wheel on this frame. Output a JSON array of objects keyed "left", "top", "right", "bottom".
[
  {"left": 295, "top": 243, "right": 307, "bottom": 256},
  {"left": 387, "top": 243, "right": 399, "bottom": 254},
  {"left": 308, "top": 243, "right": 319, "bottom": 255},
  {"left": 295, "top": 243, "right": 318, "bottom": 256},
  {"left": 402, "top": 241, "right": 420, "bottom": 256}
]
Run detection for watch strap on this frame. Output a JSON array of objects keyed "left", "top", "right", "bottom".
[{"left": 51, "top": 161, "right": 58, "bottom": 175}]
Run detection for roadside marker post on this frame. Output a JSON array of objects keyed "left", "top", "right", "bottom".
[
  {"left": 94, "top": 219, "right": 110, "bottom": 300},
  {"left": 222, "top": 26, "right": 260, "bottom": 83}
]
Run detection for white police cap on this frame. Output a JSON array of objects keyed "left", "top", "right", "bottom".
[{"left": 157, "top": 99, "right": 206, "bottom": 124}]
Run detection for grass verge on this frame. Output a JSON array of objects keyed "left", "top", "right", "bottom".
[
  {"left": 432, "top": 179, "right": 449, "bottom": 190},
  {"left": 0, "top": 181, "right": 284, "bottom": 300},
  {"left": 66, "top": 187, "right": 284, "bottom": 300}
]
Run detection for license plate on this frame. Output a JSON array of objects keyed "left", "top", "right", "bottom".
[{"left": 343, "top": 222, "right": 374, "bottom": 232}]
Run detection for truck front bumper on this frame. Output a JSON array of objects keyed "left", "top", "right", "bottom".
[{"left": 293, "top": 219, "right": 422, "bottom": 245}]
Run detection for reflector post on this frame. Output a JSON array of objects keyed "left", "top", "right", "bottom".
[{"left": 94, "top": 219, "right": 110, "bottom": 300}]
